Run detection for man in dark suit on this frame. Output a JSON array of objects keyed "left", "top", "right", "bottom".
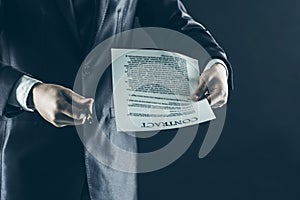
[{"left": 0, "top": 0, "right": 232, "bottom": 199}]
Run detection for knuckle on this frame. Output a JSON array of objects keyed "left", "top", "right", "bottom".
[
  {"left": 52, "top": 122, "right": 61, "bottom": 128},
  {"left": 217, "top": 99, "right": 227, "bottom": 107},
  {"left": 51, "top": 113, "right": 60, "bottom": 122},
  {"left": 223, "top": 98, "right": 228, "bottom": 105},
  {"left": 223, "top": 91, "right": 229, "bottom": 98},
  {"left": 219, "top": 100, "right": 226, "bottom": 105},
  {"left": 48, "top": 114, "right": 56, "bottom": 122},
  {"left": 221, "top": 93, "right": 228, "bottom": 104}
]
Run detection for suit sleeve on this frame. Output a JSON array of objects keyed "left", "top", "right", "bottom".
[
  {"left": 136, "top": 0, "right": 233, "bottom": 89},
  {"left": 0, "top": 0, "right": 26, "bottom": 117}
]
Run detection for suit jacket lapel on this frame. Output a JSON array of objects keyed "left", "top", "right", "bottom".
[{"left": 54, "top": 0, "right": 81, "bottom": 47}]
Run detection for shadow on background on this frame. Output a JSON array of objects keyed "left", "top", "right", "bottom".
[{"left": 138, "top": 0, "right": 300, "bottom": 199}]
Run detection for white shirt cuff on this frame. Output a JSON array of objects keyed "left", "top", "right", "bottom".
[
  {"left": 204, "top": 59, "right": 229, "bottom": 78},
  {"left": 8, "top": 75, "right": 42, "bottom": 112}
]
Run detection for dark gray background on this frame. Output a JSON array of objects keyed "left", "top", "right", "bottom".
[{"left": 138, "top": 0, "right": 300, "bottom": 199}]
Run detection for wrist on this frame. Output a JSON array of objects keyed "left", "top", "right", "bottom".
[
  {"left": 204, "top": 59, "right": 228, "bottom": 78},
  {"left": 211, "top": 63, "right": 228, "bottom": 77},
  {"left": 27, "top": 82, "right": 42, "bottom": 110}
]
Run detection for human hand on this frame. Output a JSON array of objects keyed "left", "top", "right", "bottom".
[
  {"left": 192, "top": 63, "right": 228, "bottom": 109},
  {"left": 32, "top": 83, "right": 94, "bottom": 127}
]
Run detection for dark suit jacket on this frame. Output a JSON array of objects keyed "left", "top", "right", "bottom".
[{"left": 0, "top": 0, "right": 232, "bottom": 199}]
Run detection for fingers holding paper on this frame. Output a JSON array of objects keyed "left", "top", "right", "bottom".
[{"left": 192, "top": 63, "right": 229, "bottom": 109}]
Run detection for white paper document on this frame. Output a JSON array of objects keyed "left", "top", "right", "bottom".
[{"left": 111, "top": 48, "right": 215, "bottom": 132}]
